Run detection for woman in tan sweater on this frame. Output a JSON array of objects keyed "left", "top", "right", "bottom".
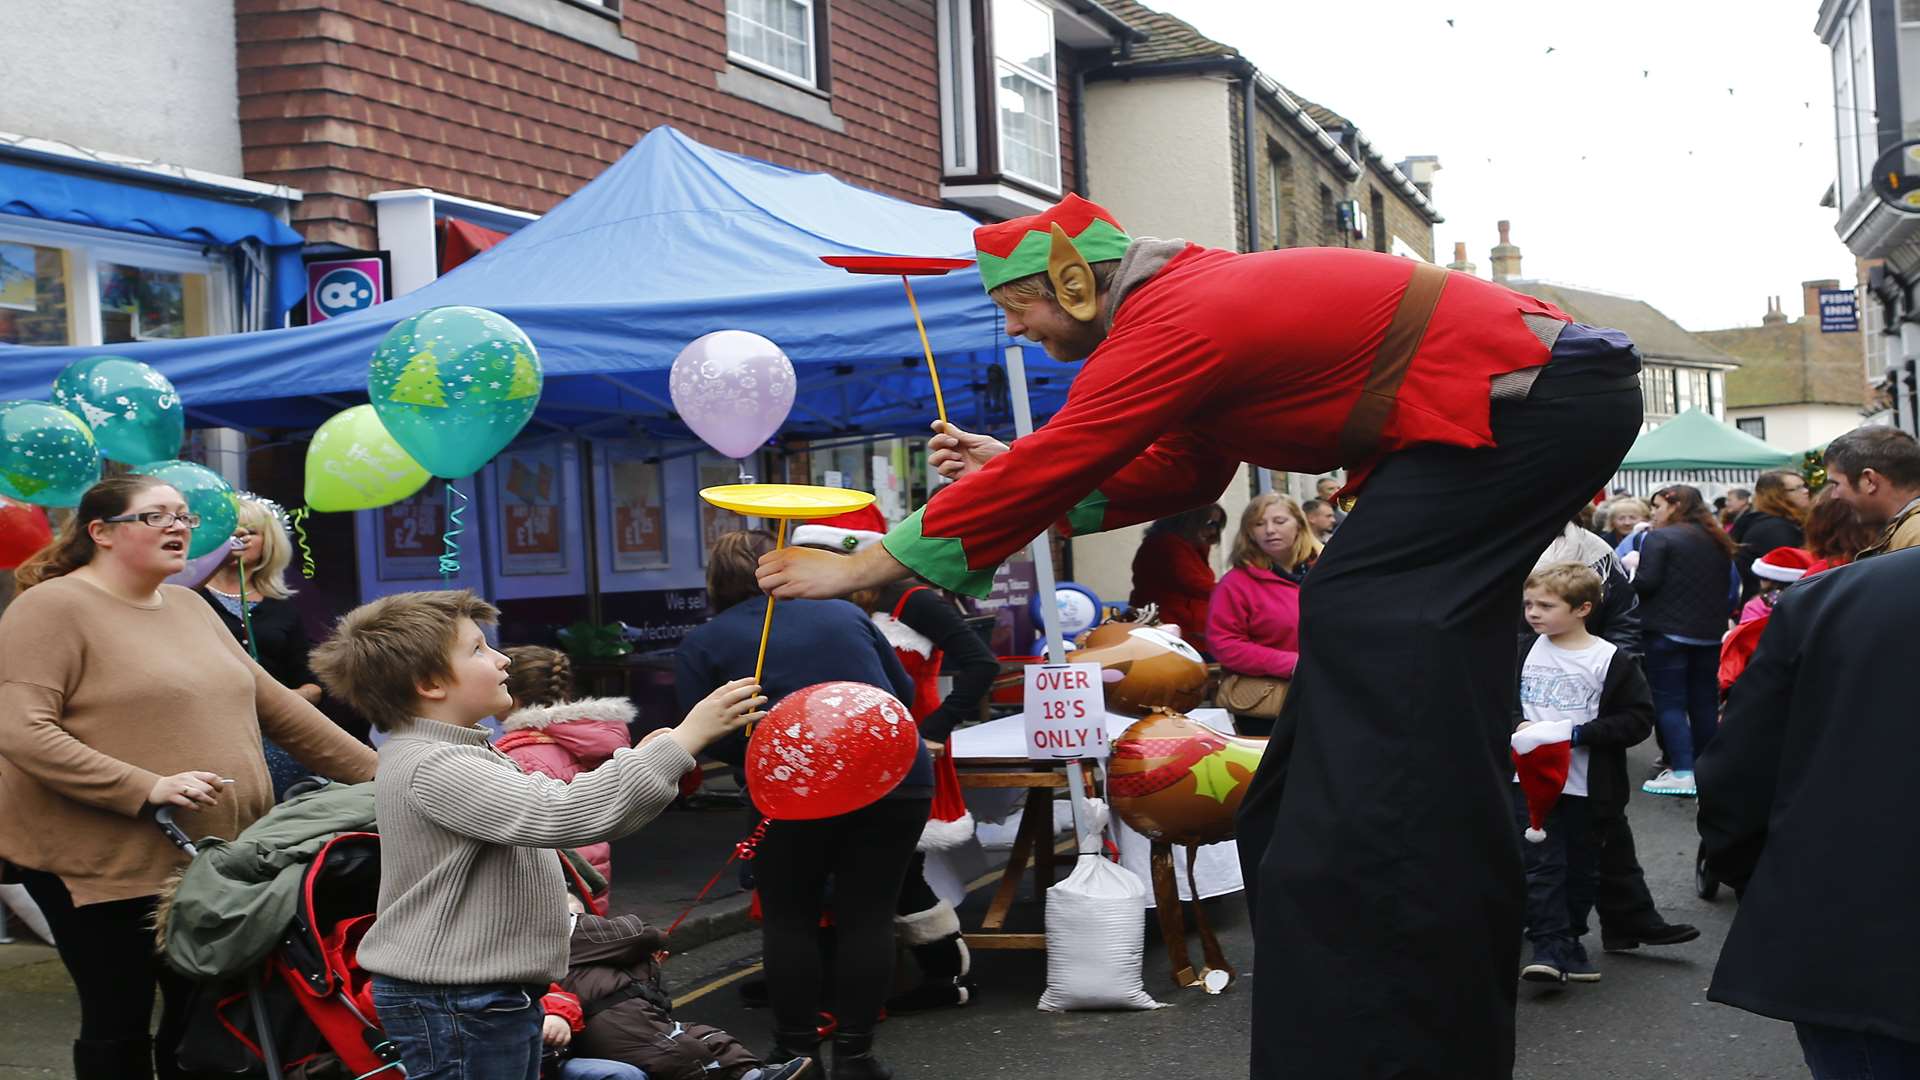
[{"left": 0, "top": 474, "right": 377, "bottom": 1080}]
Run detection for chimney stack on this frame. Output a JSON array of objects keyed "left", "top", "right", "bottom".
[
  {"left": 1396, "top": 155, "right": 1442, "bottom": 199},
  {"left": 1445, "top": 241, "right": 1477, "bottom": 276},
  {"left": 1801, "top": 278, "right": 1841, "bottom": 321},
  {"left": 1761, "top": 296, "right": 1787, "bottom": 326},
  {"left": 1490, "top": 220, "right": 1522, "bottom": 282}
]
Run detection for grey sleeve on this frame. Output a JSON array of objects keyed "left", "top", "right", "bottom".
[{"left": 408, "top": 736, "right": 695, "bottom": 848}]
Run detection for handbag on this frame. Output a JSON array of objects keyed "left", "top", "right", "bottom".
[{"left": 1215, "top": 672, "right": 1289, "bottom": 720}]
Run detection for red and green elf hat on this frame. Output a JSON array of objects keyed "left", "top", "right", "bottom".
[{"left": 973, "top": 193, "right": 1133, "bottom": 292}]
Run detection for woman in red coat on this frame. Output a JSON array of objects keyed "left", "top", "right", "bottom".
[{"left": 1127, "top": 504, "right": 1224, "bottom": 652}]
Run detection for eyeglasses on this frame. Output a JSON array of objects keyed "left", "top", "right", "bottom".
[{"left": 103, "top": 511, "right": 202, "bottom": 529}]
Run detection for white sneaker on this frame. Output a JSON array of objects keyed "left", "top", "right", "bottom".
[{"left": 1642, "top": 769, "right": 1698, "bottom": 797}]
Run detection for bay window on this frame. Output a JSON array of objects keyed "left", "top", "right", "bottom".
[{"left": 992, "top": 0, "right": 1059, "bottom": 191}]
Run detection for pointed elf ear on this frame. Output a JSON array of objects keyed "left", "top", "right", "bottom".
[{"left": 1046, "top": 223, "right": 1100, "bottom": 323}]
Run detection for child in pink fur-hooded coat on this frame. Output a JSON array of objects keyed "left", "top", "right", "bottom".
[{"left": 496, "top": 646, "right": 637, "bottom": 892}]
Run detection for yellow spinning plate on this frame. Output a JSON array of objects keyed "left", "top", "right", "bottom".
[{"left": 698, "top": 483, "right": 875, "bottom": 519}]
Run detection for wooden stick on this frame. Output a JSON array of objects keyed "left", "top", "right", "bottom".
[
  {"left": 752, "top": 517, "right": 788, "bottom": 689},
  {"left": 901, "top": 275, "right": 948, "bottom": 427}
]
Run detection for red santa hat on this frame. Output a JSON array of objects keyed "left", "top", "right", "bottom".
[
  {"left": 790, "top": 504, "right": 887, "bottom": 554},
  {"left": 1752, "top": 546, "right": 1813, "bottom": 583},
  {"left": 1510, "top": 720, "right": 1575, "bottom": 843}
]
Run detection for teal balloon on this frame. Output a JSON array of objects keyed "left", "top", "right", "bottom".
[
  {"left": 367, "top": 306, "right": 543, "bottom": 478},
  {"left": 51, "top": 355, "right": 185, "bottom": 465},
  {"left": 0, "top": 401, "right": 101, "bottom": 508},
  {"left": 133, "top": 459, "right": 238, "bottom": 560}
]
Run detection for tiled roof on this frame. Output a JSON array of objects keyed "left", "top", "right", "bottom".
[
  {"left": 1287, "top": 93, "right": 1348, "bottom": 131},
  {"left": 1097, "top": 0, "right": 1240, "bottom": 66},
  {"left": 1506, "top": 281, "right": 1742, "bottom": 367},
  {"left": 1700, "top": 320, "right": 1874, "bottom": 408}
]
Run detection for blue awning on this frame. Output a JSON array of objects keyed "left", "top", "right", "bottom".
[{"left": 0, "top": 160, "right": 306, "bottom": 317}]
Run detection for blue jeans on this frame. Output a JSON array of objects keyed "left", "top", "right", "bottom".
[
  {"left": 1643, "top": 637, "right": 1720, "bottom": 772},
  {"left": 370, "top": 976, "right": 544, "bottom": 1080},
  {"left": 1511, "top": 787, "right": 1596, "bottom": 949},
  {"left": 1797, "top": 1022, "right": 1920, "bottom": 1079},
  {"left": 560, "top": 1060, "right": 648, "bottom": 1080}
]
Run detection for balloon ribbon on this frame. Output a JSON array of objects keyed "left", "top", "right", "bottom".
[
  {"left": 439, "top": 481, "right": 468, "bottom": 581},
  {"left": 901, "top": 276, "right": 948, "bottom": 428},
  {"left": 236, "top": 554, "right": 260, "bottom": 661},
  {"left": 289, "top": 506, "right": 317, "bottom": 579},
  {"left": 748, "top": 517, "right": 788, "bottom": 735}
]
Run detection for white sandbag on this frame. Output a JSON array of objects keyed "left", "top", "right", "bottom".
[
  {"left": 1037, "top": 799, "right": 1166, "bottom": 1012},
  {"left": 0, "top": 883, "right": 54, "bottom": 945}
]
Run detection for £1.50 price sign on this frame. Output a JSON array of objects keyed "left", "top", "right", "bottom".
[{"left": 1023, "top": 661, "right": 1107, "bottom": 760}]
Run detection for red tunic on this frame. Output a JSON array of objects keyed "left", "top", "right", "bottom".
[{"left": 883, "top": 246, "right": 1571, "bottom": 596}]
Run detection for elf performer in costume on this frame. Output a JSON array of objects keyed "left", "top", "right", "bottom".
[{"left": 757, "top": 194, "right": 1644, "bottom": 1079}]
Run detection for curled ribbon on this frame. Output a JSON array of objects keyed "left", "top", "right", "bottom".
[
  {"left": 439, "top": 482, "right": 468, "bottom": 580},
  {"left": 289, "top": 506, "right": 317, "bottom": 579}
]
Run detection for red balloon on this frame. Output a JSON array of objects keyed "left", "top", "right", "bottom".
[
  {"left": 746, "top": 681, "right": 920, "bottom": 821},
  {"left": 0, "top": 497, "right": 51, "bottom": 570}
]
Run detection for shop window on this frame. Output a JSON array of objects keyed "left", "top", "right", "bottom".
[
  {"left": 993, "top": 0, "right": 1059, "bottom": 191},
  {"left": 727, "top": 0, "right": 820, "bottom": 87},
  {"left": 0, "top": 219, "right": 231, "bottom": 348},
  {"left": 0, "top": 240, "right": 76, "bottom": 346},
  {"left": 98, "top": 262, "right": 210, "bottom": 342}
]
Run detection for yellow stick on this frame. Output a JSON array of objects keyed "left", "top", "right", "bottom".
[
  {"left": 751, "top": 517, "right": 788, "bottom": 688},
  {"left": 901, "top": 275, "right": 948, "bottom": 428}
]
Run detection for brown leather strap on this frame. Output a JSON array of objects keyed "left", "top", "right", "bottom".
[{"left": 1336, "top": 261, "right": 1450, "bottom": 464}]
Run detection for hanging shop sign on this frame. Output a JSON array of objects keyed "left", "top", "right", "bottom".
[{"left": 305, "top": 251, "right": 390, "bottom": 324}]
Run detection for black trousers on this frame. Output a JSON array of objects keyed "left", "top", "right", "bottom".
[
  {"left": 755, "top": 797, "right": 928, "bottom": 1036},
  {"left": 1590, "top": 803, "right": 1662, "bottom": 934},
  {"left": 1236, "top": 373, "right": 1643, "bottom": 1079},
  {"left": 19, "top": 868, "right": 195, "bottom": 1079}
]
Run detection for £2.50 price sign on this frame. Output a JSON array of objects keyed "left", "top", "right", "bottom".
[{"left": 1023, "top": 661, "right": 1107, "bottom": 759}]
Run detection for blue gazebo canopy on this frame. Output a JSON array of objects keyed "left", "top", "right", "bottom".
[{"left": 0, "top": 127, "right": 1076, "bottom": 442}]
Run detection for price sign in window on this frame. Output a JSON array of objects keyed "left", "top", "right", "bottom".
[
  {"left": 607, "top": 447, "right": 668, "bottom": 571},
  {"left": 378, "top": 486, "right": 446, "bottom": 580},
  {"left": 496, "top": 444, "right": 567, "bottom": 576}
]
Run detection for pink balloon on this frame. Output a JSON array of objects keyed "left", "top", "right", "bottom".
[
  {"left": 668, "top": 331, "right": 796, "bottom": 459},
  {"left": 746, "top": 681, "right": 920, "bottom": 820},
  {"left": 165, "top": 537, "right": 240, "bottom": 589}
]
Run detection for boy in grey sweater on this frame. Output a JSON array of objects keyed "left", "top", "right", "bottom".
[{"left": 311, "top": 589, "right": 763, "bottom": 1080}]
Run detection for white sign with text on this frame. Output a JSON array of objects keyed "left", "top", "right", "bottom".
[{"left": 1023, "top": 662, "right": 1108, "bottom": 759}]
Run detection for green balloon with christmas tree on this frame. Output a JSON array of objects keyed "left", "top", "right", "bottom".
[{"left": 367, "top": 306, "right": 544, "bottom": 478}]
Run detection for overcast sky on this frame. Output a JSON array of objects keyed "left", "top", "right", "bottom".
[{"left": 1146, "top": 0, "right": 1851, "bottom": 331}]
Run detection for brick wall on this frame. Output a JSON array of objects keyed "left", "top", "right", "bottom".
[
  {"left": 237, "top": 0, "right": 964, "bottom": 248},
  {"left": 1249, "top": 107, "right": 1433, "bottom": 257}
]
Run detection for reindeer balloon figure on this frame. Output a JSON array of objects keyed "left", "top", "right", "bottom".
[{"left": 1074, "top": 608, "right": 1265, "bottom": 992}]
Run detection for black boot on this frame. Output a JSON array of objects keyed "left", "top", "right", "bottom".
[
  {"left": 831, "top": 1031, "right": 892, "bottom": 1080},
  {"left": 73, "top": 1038, "right": 153, "bottom": 1080},
  {"left": 885, "top": 932, "right": 974, "bottom": 1014},
  {"left": 771, "top": 1028, "right": 823, "bottom": 1070}
]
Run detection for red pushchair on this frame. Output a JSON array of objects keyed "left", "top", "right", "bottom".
[{"left": 156, "top": 805, "right": 406, "bottom": 1080}]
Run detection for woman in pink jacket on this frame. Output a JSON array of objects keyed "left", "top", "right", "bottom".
[
  {"left": 497, "top": 645, "right": 636, "bottom": 894},
  {"left": 1208, "top": 494, "right": 1319, "bottom": 736}
]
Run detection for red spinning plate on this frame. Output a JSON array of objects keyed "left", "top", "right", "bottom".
[{"left": 819, "top": 255, "right": 975, "bottom": 276}]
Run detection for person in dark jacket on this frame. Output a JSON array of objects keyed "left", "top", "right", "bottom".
[
  {"left": 1527, "top": 521, "right": 1698, "bottom": 952},
  {"left": 555, "top": 906, "right": 804, "bottom": 1080},
  {"left": 198, "top": 497, "right": 343, "bottom": 800},
  {"left": 1729, "top": 471, "right": 1808, "bottom": 600},
  {"left": 1634, "top": 484, "right": 1738, "bottom": 797},
  {"left": 1698, "top": 547, "right": 1920, "bottom": 1076},
  {"left": 674, "top": 530, "right": 925, "bottom": 1080}
]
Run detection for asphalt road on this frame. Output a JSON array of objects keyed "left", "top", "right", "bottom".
[
  {"left": 660, "top": 739, "right": 1807, "bottom": 1080},
  {"left": 0, "top": 740, "right": 1807, "bottom": 1078}
]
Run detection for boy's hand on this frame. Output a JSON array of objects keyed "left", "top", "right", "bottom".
[
  {"left": 541, "top": 1014, "right": 572, "bottom": 1048},
  {"left": 670, "top": 678, "right": 767, "bottom": 756}
]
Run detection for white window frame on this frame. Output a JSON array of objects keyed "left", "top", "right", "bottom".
[
  {"left": 937, "top": 0, "right": 980, "bottom": 175},
  {"left": 0, "top": 215, "right": 235, "bottom": 348},
  {"left": 726, "top": 0, "right": 819, "bottom": 90},
  {"left": 991, "top": 0, "right": 1060, "bottom": 193}
]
